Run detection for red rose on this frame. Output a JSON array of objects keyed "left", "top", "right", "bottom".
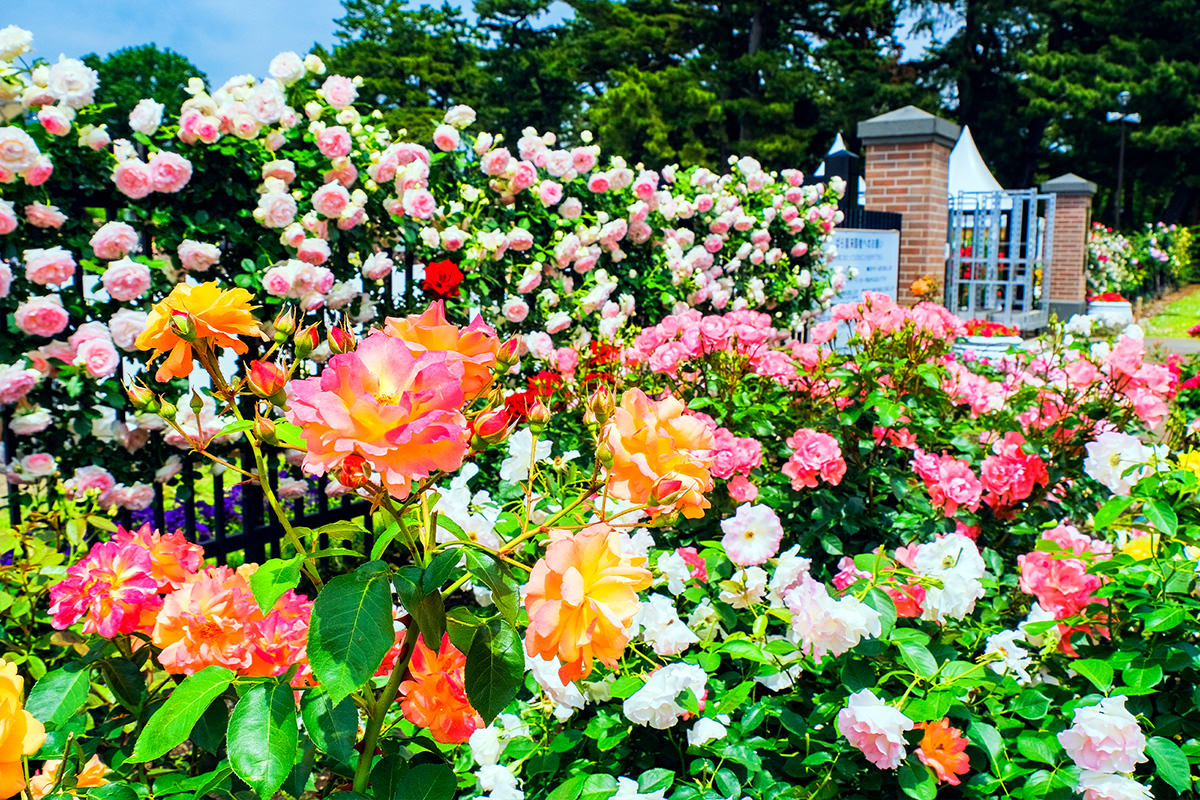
[{"left": 421, "top": 259, "right": 464, "bottom": 298}]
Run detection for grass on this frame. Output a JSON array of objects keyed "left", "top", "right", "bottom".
[{"left": 1143, "top": 287, "right": 1200, "bottom": 338}]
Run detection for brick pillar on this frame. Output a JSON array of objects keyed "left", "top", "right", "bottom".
[
  {"left": 856, "top": 106, "right": 960, "bottom": 305},
  {"left": 1040, "top": 173, "right": 1097, "bottom": 319}
]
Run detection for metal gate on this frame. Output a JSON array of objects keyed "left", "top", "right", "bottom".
[{"left": 946, "top": 190, "right": 1056, "bottom": 330}]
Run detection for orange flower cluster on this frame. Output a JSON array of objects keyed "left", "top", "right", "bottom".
[
  {"left": 399, "top": 634, "right": 482, "bottom": 744},
  {"left": 0, "top": 659, "right": 46, "bottom": 800},
  {"left": 28, "top": 755, "right": 108, "bottom": 800},
  {"left": 916, "top": 718, "right": 970, "bottom": 785},
  {"left": 136, "top": 281, "right": 261, "bottom": 382},
  {"left": 603, "top": 389, "right": 715, "bottom": 519},
  {"left": 524, "top": 524, "right": 652, "bottom": 683}
]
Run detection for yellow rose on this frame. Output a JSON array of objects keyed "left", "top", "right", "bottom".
[{"left": 0, "top": 658, "right": 47, "bottom": 799}]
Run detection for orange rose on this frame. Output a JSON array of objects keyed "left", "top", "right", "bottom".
[
  {"left": 398, "top": 634, "right": 482, "bottom": 744},
  {"left": 603, "top": 389, "right": 715, "bottom": 519},
  {"left": 524, "top": 524, "right": 652, "bottom": 683},
  {"left": 916, "top": 718, "right": 970, "bottom": 785},
  {"left": 136, "top": 281, "right": 261, "bottom": 382},
  {"left": 382, "top": 301, "right": 501, "bottom": 399},
  {"left": 27, "top": 755, "right": 108, "bottom": 800},
  {"left": 0, "top": 659, "right": 47, "bottom": 800}
]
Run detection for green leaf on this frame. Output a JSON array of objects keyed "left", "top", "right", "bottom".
[
  {"left": 26, "top": 663, "right": 91, "bottom": 728},
  {"left": 638, "top": 769, "right": 674, "bottom": 795},
  {"left": 422, "top": 549, "right": 462, "bottom": 593},
  {"left": 547, "top": 774, "right": 587, "bottom": 800},
  {"left": 300, "top": 690, "right": 357, "bottom": 762},
  {"left": 274, "top": 421, "right": 306, "bottom": 449},
  {"left": 188, "top": 765, "right": 234, "bottom": 800},
  {"left": 898, "top": 641, "right": 938, "bottom": 679},
  {"left": 1015, "top": 733, "right": 1058, "bottom": 765},
  {"left": 215, "top": 419, "right": 254, "bottom": 440},
  {"left": 397, "top": 763, "right": 456, "bottom": 800},
  {"left": 1147, "top": 736, "right": 1191, "bottom": 794},
  {"left": 1143, "top": 607, "right": 1185, "bottom": 632},
  {"left": 1010, "top": 689, "right": 1051, "bottom": 721},
  {"left": 1072, "top": 659, "right": 1114, "bottom": 692},
  {"left": 897, "top": 758, "right": 936, "bottom": 800},
  {"left": 1143, "top": 499, "right": 1178, "bottom": 536},
  {"left": 309, "top": 561, "right": 395, "bottom": 703},
  {"left": 1121, "top": 664, "right": 1163, "bottom": 694},
  {"left": 227, "top": 682, "right": 299, "bottom": 800},
  {"left": 579, "top": 774, "right": 618, "bottom": 800},
  {"left": 1093, "top": 495, "right": 1135, "bottom": 529},
  {"left": 87, "top": 785, "right": 138, "bottom": 800},
  {"left": 465, "top": 621, "right": 524, "bottom": 722},
  {"left": 863, "top": 588, "right": 897, "bottom": 639},
  {"left": 464, "top": 550, "right": 519, "bottom": 625},
  {"left": 967, "top": 721, "right": 1004, "bottom": 770},
  {"left": 129, "top": 666, "right": 235, "bottom": 762},
  {"left": 249, "top": 555, "right": 303, "bottom": 614}
]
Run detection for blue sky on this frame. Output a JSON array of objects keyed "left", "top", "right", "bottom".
[
  {"left": 7, "top": 2, "right": 932, "bottom": 87},
  {"left": 7, "top": 0, "right": 346, "bottom": 84}
]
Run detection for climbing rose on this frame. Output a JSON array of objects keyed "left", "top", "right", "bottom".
[
  {"left": 382, "top": 301, "right": 501, "bottom": 400},
  {"left": 48, "top": 540, "right": 159, "bottom": 638},
  {"left": 135, "top": 281, "right": 261, "bottom": 381},
  {"left": 420, "top": 259, "right": 464, "bottom": 298}
]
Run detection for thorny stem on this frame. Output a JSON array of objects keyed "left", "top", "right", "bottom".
[{"left": 351, "top": 637, "right": 414, "bottom": 794}]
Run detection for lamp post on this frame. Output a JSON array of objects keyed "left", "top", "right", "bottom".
[{"left": 1106, "top": 91, "right": 1141, "bottom": 229}]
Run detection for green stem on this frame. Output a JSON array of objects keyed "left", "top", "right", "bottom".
[{"left": 352, "top": 638, "right": 414, "bottom": 794}]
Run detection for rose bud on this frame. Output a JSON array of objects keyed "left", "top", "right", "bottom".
[
  {"left": 527, "top": 398, "right": 551, "bottom": 434},
  {"left": 169, "top": 310, "right": 196, "bottom": 341},
  {"left": 338, "top": 453, "right": 369, "bottom": 488},
  {"left": 273, "top": 307, "right": 297, "bottom": 342},
  {"left": 587, "top": 386, "right": 615, "bottom": 425},
  {"left": 254, "top": 415, "right": 279, "bottom": 445},
  {"left": 328, "top": 325, "right": 356, "bottom": 354},
  {"left": 295, "top": 324, "right": 320, "bottom": 359},
  {"left": 470, "top": 408, "right": 511, "bottom": 450},
  {"left": 496, "top": 337, "right": 520, "bottom": 370},
  {"left": 126, "top": 382, "right": 159, "bottom": 414},
  {"left": 159, "top": 400, "right": 178, "bottom": 420},
  {"left": 248, "top": 360, "right": 287, "bottom": 401}
]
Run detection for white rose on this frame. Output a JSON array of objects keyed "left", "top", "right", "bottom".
[
  {"left": 268, "top": 51, "right": 305, "bottom": 85},
  {"left": 0, "top": 25, "right": 33, "bottom": 61},
  {"left": 0, "top": 126, "right": 40, "bottom": 173},
  {"left": 128, "top": 98, "right": 165, "bottom": 136},
  {"left": 46, "top": 56, "right": 99, "bottom": 108}
]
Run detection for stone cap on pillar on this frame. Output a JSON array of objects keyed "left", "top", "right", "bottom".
[
  {"left": 1040, "top": 172, "right": 1097, "bottom": 197},
  {"left": 856, "top": 105, "right": 961, "bottom": 149}
]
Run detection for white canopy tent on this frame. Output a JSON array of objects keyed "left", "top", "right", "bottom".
[{"left": 948, "top": 126, "right": 1010, "bottom": 208}]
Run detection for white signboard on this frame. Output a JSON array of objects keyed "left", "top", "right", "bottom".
[{"left": 826, "top": 228, "right": 901, "bottom": 304}]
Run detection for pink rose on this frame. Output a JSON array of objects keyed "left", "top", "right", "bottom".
[
  {"left": 108, "top": 309, "right": 148, "bottom": 351},
  {"left": 545, "top": 312, "right": 571, "bottom": 334},
  {"left": 836, "top": 689, "right": 913, "bottom": 769},
  {"left": 503, "top": 298, "right": 529, "bottom": 323},
  {"left": 178, "top": 239, "right": 221, "bottom": 272},
  {"left": 101, "top": 257, "right": 152, "bottom": 301},
  {"left": 511, "top": 160, "right": 537, "bottom": 192},
  {"left": 262, "top": 159, "right": 297, "bottom": 183},
  {"left": 0, "top": 362, "right": 41, "bottom": 404},
  {"left": 587, "top": 172, "right": 610, "bottom": 193},
  {"left": 321, "top": 75, "right": 358, "bottom": 109},
  {"left": 538, "top": 179, "right": 562, "bottom": 207},
  {"left": 148, "top": 151, "right": 193, "bottom": 193},
  {"left": 64, "top": 465, "right": 116, "bottom": 497},
  {"left": 553, "top": 347, "right": 578, "bottom": 374},
  {"left": 0, "top": 262, "right": 11, "bottom": 298},
  {"left": 337, "top": 203, "right": 365, "bottom": 230},
  {"left": 507, "top": 228, "right": 534, "bottom": 251},
  {"left": 37, "top": 106, "right": 72, "bottom": 136},
  {"left": 727, "top": 475, "right": 759, "bottom": 502},
  {"left": 75, "top": 337, "right": 120, "bottom": 379},
  {"left": 312, "top": 182, "right": 351, "bottom": 218},
  {"left": 560, "top": 197, "right": 582, "bottom": 219},
  {"left": 22, "top": 156, "right": 54, "bottom": 186},
  {"left": 0, "top": 127, "right": 40, "bottom": 174},
  {"left": 480, "top": 147, "right": 512, "bottom": 176},
  {"left": 20, "top": 453, "right": 57, "bottom": 477},
  {"left": 0, "top": 199, "right": 17, "bottom": 234},
  {"left": 113, "top": 159, "right": 154, "bottom": 199},
  {"left": 316, "top": 125, "right": 352, "bottom": 158},
  {"left": 783, "top": 428, "right": 846, "bottom": 489},
  {"left": 24, "top": 247, "right": 76, "bottom": 286},
  {"left": 296, "top": 238, "right": 331, "bottom": 266},
  {"left": 517, "top": 268, "right": 542, "bottom": 293},
  {"left": 570, "top": 147, "right": 596, "bottom": 173},
  {"left": 16, "top": 295, "right": 70, "bottom": 337},
  {"left": 263, "top": 264, "right": 294, "bottom": 296},
  {"left": 24, "top": 202, "right": 66, "bottom": 228},
  {"left": 361, "top": 251, "right": 394, "bottom": 281},
  {"left": 1058, "top": 696, "right": 1147, "bottom": 773},
  {"left": 90, "top": 221, "right": 139, "bottom": 260},
  {"left": 432, "top": 124, "right": 459, "bottom": 152},
  {"left": 255, "top": 191, "right": 298, "bottom": 228},
  {"left": 402, "top": 188, "right": 436, "bottom": 220}
]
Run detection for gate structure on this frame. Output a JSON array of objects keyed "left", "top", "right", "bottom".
[{"left": 946, "top": 189, "right": 1056, "bottom": 330}]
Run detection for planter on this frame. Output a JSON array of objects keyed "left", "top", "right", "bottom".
[
  {"left": 952, "top": 335, "right": 1024, "bottom": 360},
  {"left": 1087, "top": 300, "right": 1134, "bottom": 327}
]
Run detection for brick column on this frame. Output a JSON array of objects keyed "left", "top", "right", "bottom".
[
  {"left": 1040, "top": 173, "right": 1097, "bottom": 319},
  {"left": 856, "top": 106, "right": 960, "bottom": 305}
]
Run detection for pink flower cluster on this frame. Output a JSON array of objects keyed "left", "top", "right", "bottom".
[
  {"left": 911, "top": 449, "right": 982, "bottom": 517},
  {"left": 62, "top": 465, "right": 152, "bottom": 511},
  {"left": 113, "top": 151, "right": 194, "bottom": 199},
  {"left": 979, "top": 432, "right": 1049, "bottom": 516},
  {"left": 625, "top": 308, "right": 799, "bottom": 383},
  {"left": 1018, "top": 524, "right": 1111, "bottom": 654},
  {"left": 262, "top": 259, "right": 336, "bottom": 309},
  {"left": 830, "top": 292, "right": 966, "bottom": 343},
  {"left": 782, "top": 428, "right": 846, "bottom": 490},
  {"left": 49, "top": 525, "right": 312, "bottom": 678},
  {"left": 690, "top": 412, "right": 763, "bottom": 481},
  {"left": 1100, "top": 336, "right": 1174, "bottom": 426}
]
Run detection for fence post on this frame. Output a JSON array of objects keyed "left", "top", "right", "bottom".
[
  {"left": 1040, "top": 173, "right": 1097, "bottom": 319},
  {"left": 856, "top": 106, "right": 960, "bottom": 305}
]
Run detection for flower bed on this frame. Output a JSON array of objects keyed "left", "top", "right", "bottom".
[{"left": 3, "top": 24, "right": 1200, "bottom": 800}]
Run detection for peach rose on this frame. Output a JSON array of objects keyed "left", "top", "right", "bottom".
[
  {"left": 101, "top": 257, "right": 152, "bottom": 301},
  {"left": 149, "top": 151, "right": 193, "bottom": 193},
  {"left": 90, "top": 221, "right": 140, "bottom": 260},
  {"left": 114, "top": 158, "right": 154, "bottom": 199},
  {"left": 23, "top": 246, "right": 76, "bottom": 286}
]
